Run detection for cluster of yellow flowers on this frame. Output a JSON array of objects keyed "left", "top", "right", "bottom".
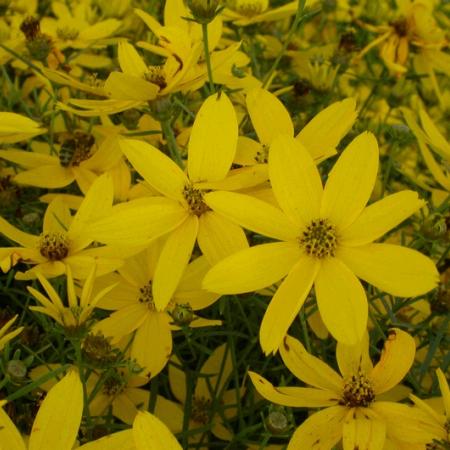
[{"left": 0, "top": 0, "right": 449, "bottom": 448}]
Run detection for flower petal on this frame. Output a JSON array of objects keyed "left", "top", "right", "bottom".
[
  {"left": 0, "top": 217, "right": 38, "bottom": 247},
  {"left": 197, "top": 211, "right": 248, "bottom": 265},
  {"left": 118, "top": 41, "right": 148, "bottom": 77},
  {"left": 260, "top": 256, "right": 319, "bottom": 355},
  {"left": 248, "top": 371, "right": 336, "bottom": 408},
  {"left": 0, "top": 403, "right": 26, "bottom": 450},
  {"left": 29, "top": 370, "right": 83, "bottom": 450},
  {"left": 287, "top": 406, "right": 347, "bottom": 450},
  {"left": 120, "top": 138, "right": 187, "bottom": 202},
  {"left": 336, "top": 332, "right": 373, "bottom": 379},
  {"left": 280, "top": 335, "right": 343, "bottom": 392},
  {"left": 436, "top": 368, "right": 450, "bottom": 417},
  {"left": 78, "top": 430, "right": 134, "bottom": 450},
  {"left": 203, "top": 242, "right": 301, "bottom": 294},
  {"left": 269, "top": 134, "right": 323, "bottom": 227},
  {"left": 204, "top": 191, "right": 298, "bottom": 242},
  {"left": 133, "top": 411, "right": 182, "bottom": 450},
  {"left": 338, "top": 244, "right": 439, "bottom": 297},
  {"left": 246, "top": 88, "right": 293, "bottom": 145},
  {"left": 153, "top": 215, "right": 198, "bottom": 310},
  {"left": 14, "top": 165, "right": 75, "bottom": 188},
  {"left": 188, "top": 92, "right": 238, "bottom": 183},
  {"left": 370, "top": 328, "right": 415, "bottom": 395},
  {"left": 342, "top": 408, "right": 386, "bottom": 450},
  {"left": 315, "top": 257, "right": 367, "bottom": 345},
  {"left": 341, "top": 191, "right": 425, "bottom": 246},
  {"left": 321, "top": 132, "right": 379, "bottom": 230},
  {"left": 296, "top": 98, "right": 357, "bottom": 161}
]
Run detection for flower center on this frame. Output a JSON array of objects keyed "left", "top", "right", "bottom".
[
  {"left": 102, "top": 372, "right": 126, "bottom": 397},
  {"left": 39, "top": 232, "right": 70, "bottom": 261},
  {"left": 340, "top": 371, "right": 375, "bottom": 408},
  {"left": 183, "top": 184, "right": 210, "bottom": 217},
  {"left": 58, "top": 132, "right": 95, "bottom": 167},
  {"left": 298, "top": 218, "right": 337, "bottom": 258},
  {"left": 144, "top": 65, "right": 167, "bottom": 89},
  {"left": 191, "top": 396, "right": 211, "bottom": 425},
  {"left": 228, "top": 0, "right": 268, "bottom": 16},
  {"left": 138, "top": 281, "right": 156, "bottom": 310}
]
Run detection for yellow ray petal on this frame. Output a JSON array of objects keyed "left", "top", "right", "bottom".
[
  {"left": 338, "top": 244, "right": 439, "bottom": 297},
  {"left": 296, "top": 98, "right": 357, "bottom": 161},
  {"left": 269, "top": 134, "right": 322, "bottom": 227},
  {"left": 0, "top": 112, "right": 46, "bottom": 144},
  {"left": 342, "top": 408, "right": 386, "bottom": 450},
  {"left": 0, "top": 149, "right": 56, "bottom": 168},
  {"left": 321, "top": 132, "right": 378, "bottom": 230},
  {"left": 204, "top": 191, "right": 298, "bottom": 242},
  {"left": 436, "top": 368, "right": 450, "bottom": 417},
  {"left": 249, "top": 371, "right": 337, "bottom": 408},
  {"left": 260, "top": 256, "right": 319, "bottom": 355},
  {"left": 336, "top": 332, "right": 373, "bottom": 379},
  {"left": 280, "top": 335, "right": 343, "bottom": 392},
  {"left": 104, "top": 72, "right": 159, "bottom": 101},
  {"left": 419, "top": 109, "right": 450, "bottom": 159},
  {"left": 286, "top": 405, "right": 347, "bottom": 450},
  {"left": 78, "top": 430, "right": 134, "bottom": 450},
  {"left": 14, "top": 165, "right": 75, "bottom": 189},
  {"left": 370, "top": 328, "right": 415, "bottom": 395},
  {"left": 29, "top": 370, "right": 83, "bottom": 450},
  {"left": 86, "top": 198, "right": 188, "bottom": 247},
  {"left": 132, "top": 313, "right": 172, "bottom": 379},
  {"left": 0, "top": 217, "right": 38, "bottom": 247},
  {"left": 43, "top": 198, "right": 72, "bottom": 234},
  {"left": 118, "top": 41, "right": 148, "bottom": 77},
  {"left": 203, "top": 242, "right": 301, "bottom": 294},
  {"left": 315, "top": 257, "right": 367, "bottom": 345},
  {"left": 133, "top": 411, "right": 182, "bottom": 450},
  {"left": 153, "top": 215, "right": 198, "bottom": 310},
  {"left": 371, "top": 402, "right": 444, "bottom": 444},
  {"left": 169, "top": 358, "right": 187, "bottom": 404},
  {"left": 197, "top": 211, "right": 248, "bottom": 265},
  {"left": 0, "top": 403, "right": 26, "bottom": 450},
  {"left": 120, "top": 138, "right": 187, "bottom": 202},
  {"left": 187, "top": 92, "right": 238, "bottom": 183},
  {"left": 246, "top": 88, "right": 293, "bottom": 145},
  {"left": 340, "top": 191, "right": 425, "bottom": 246}
]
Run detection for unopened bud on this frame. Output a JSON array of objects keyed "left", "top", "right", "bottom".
[
  {"left": 7, "top": 360, "right": 27, "bottom": 381},
  {"left": 266, "top": 409, "right": 290, "bottom": 434},
  {"left": 171, "top": 303, "right": 195, "bottom": 326}
]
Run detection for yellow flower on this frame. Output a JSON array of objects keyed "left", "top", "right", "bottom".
[
  {"left": 168, "top": 343, "right": 242, "bottom": 446},
  {"left": 92, "top": 242, "right": 221, "bottom": 378},
  {"left": 0, "top": 112, "right": 45, "bottom": 144},
  {"left": 410, "top": 368, "right": 450, "bottom": 447},
  {"left": 86, "top": 92, "right": 259, "bottom": 311},
  {"left": 27, "top": 264, "right": 114, "bottom": 332},
  {"left": 204, "top": 132, "right": 438, "bottom": 353},
  {"left": 0, "top": 133, "right": 123, "bottom": 192},
  {"left": 235, "top": 88, "right": 357, "bottom": 166},
  {"left": 0, "top": 315, "right": 23, "bottom": 351},
  {"left": 249, "top": 329, "right": 443, "bottom": 449},
  {"left": 0, "top": 175, "right": 122, "bottom": 279}
]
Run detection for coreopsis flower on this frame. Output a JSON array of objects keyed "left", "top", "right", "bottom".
[
  {"left": 27, "top": 264, "right": 114, "bottom": 332},
  {"left": 0, "top": 175, "right": 122, "bottom": 279},
  {"left": 92, "top": 242, "right": 221, "bottom": 378},
  {"left": 40, "top": 1, "right": 121, "bottom": 51},
  {"left": 0, "top": 315, "right": 23, "bottom": 351},
  {"left": 235, "top": 88, "right": 357, "bottom": 167},
  {"left": 410, "top": 368, "right": 450, "bottom": 448},
  {"left": 0, "top": 133, "right": 123, "bottom": 192},
  {"left": 249, "top": 329, "right": 443, "bottom": 449},
  {"left": 86, "top": 92, "right": 259, "bottom": 311},
  {"left": 168, "top": 343, "right": 242, "bottom": 445},
  {"left": 204, "top": 132, "right": 438, "bottom": 353},
  {"left": 0, "top": 112, "right": 45, "bottom": 144},
  {"left": 356, "top": 0, "right": 449, "bottom": 79},
  {"left": 403, "top": 108, "right": 450, "bottom": 199}
]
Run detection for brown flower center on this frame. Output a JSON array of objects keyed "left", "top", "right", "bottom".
[
  {"left": 144, "top": 65, "right": 167, "bottom": 89},
  {"left": 183, "top": 184, "right": 210, "bottom": 217},
  {"left": 340, "top": 371, "right": 375, "bottom": 408},
  {"left": 298, "top": 218, "right": 337, "bottom": 258},
  {"left": 39, "top": 232, "right": 70, "bottom": 261},
  {"left": 191, "top": 396, "right": 211, "bottom": 425},
  {"left": 138, "top": 281, "right": 156, "bottom": 311}
]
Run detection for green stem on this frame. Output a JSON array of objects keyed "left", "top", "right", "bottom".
[
  {"left": 161, "top": 119, "right": 184, "bottom": 168},
  {"left": 201, "top": 22, "right": 215, "bottom": 93},
  {"left": 262, "top": 0, "right": 307, "bottom": 89}
]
